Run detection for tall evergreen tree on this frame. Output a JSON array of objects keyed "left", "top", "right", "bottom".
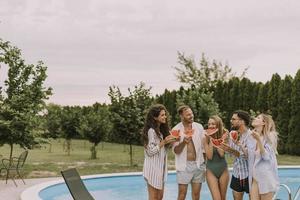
[
  {"left": 155, "top": 89, "right": 177, "bottom": 126},
  {"left": 288, "top": 70, "right": 300, "bottom": 155},
  {"left": 213, "top": 80, "right": 227, "bottom": 117},
  {"left": 251, "top": 82, "right": 261, "bottom": 112},
  {"left": 256, "top": 82, "right": 269, "bottom": 113},
  {"left": 277, "top": 75, "right": 293, "bottom": 153},
  {"left": 268, "top": 73, "right": 281, "bottom": 120},
  {"left": 228, "top": 78, "right": 240, "bottom": 119},
  {"left": 239, "top": 78, "right": 253, "bottom": 111},
  {"left": 222, "top": 80, "right": 232, "bottom": 127}
]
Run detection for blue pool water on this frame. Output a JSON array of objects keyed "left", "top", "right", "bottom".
[{"left": 39, "top": 168, "right": 300, "bottom": 200}]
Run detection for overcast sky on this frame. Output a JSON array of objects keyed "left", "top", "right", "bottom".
[{"left": 1, "top": 0, "right": 300, "bottom": 105}]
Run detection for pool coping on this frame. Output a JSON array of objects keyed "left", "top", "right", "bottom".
[{"left": 20, "top": 165, "right": 300, "bottom": 200}]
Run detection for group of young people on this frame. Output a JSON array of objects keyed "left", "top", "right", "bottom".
[{"left": 142, "top": 104, "right": 279, "bottom": 200}]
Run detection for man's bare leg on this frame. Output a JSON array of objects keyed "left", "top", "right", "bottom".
[
  {"left": 233, "top": 190, "right": 244, "bottom": 200},
  {"left": 191, "top": 182, "right": 201, "bottom": 200},
  {"left": 178, "top": 184, "right": 188, "bottom": 200}
]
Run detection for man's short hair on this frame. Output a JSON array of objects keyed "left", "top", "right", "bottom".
[
  {"left": 233, "top": 110, "right": 251, "bottom": 126},
  {"left": 177, "top": 105, "right": 191, "bottom": 115}
]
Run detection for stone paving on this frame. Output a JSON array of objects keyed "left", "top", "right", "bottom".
[{"left": 0, "top": 177, "right": 59, "bottom": 200}]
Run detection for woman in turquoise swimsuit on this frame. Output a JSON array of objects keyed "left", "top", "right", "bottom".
[{"left": 204, "top": 115, "right": 229, "bottom": 200}]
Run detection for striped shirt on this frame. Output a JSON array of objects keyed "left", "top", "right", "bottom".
[
  {"left": 229, "top": 129, "right": 253, "bottom": 180},
  {"left": 143, "top": 128, "right": 168, "bottom": 190}
]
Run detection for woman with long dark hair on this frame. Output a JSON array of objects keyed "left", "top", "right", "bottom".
[{"left": 142, "top": 104, "right": 175, "bottom": 200}]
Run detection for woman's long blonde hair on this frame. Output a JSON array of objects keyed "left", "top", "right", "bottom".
[
  {"left": 209, "top": 115, "right": 224, "bottom": 139},
  {"left": 260, "top": 114, "right": 278, "bottom": 154}
]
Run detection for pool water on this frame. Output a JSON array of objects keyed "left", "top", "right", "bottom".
[{"left": 39, "top": 168, "right": 300, "bottom": 200}]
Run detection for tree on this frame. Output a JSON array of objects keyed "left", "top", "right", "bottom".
[
  {"left": 239, "top": 78, "right": 253, "bottom": 111},
  {"left": 108, "top": 82, "right": 153, "bottom": 166},
  {"left": 212, "top": 80, "right": 225, "bottom": 111},
  {"left": 288, "top": 70, "right": 300, "bottom": 155},
  {"left": 268, "top": 73, "right": 281, "bottom": 120},
  {"left": 214, "top": 80, "right": 232, "bottom": 126},
  {"left": 44, "top": 104, "right": 62, "bottom": 139},
  {"left": 277, "top": 75, "right": 293, "bottom": 153},
  {"left": 155, "top": 89, "right": 177, "bottom": 126},
  {"left": 256, "top": 82, "right": 269, "bottom": 113},
  {"left": 0, "top": 38, "right": 52, "bottom": 161},
  {"left": 228, "top": 77, "right": 240, "bottom": 111},
  {"left": 174, "top": 52, "right": 247, "bottom": 92},
  {"left": 60, "top": 106, "right": 81, "bottom": 155},
  {"left": 43, "top": 103, "right": 62, "bottom": 152},
  {"left": 78, "top": 103, "right": 111, "bottom": 159},
  {"left": 216, "top": 77, "right": 240, "bottom": 128},
  {"left": 176, "top": 87, "right": 219, "bottom": 125},
  {"left": 251, "top": 82, "right": 261, "bottom": 112},
  {"left": 130, "top": 82, "right": 153, "bottom": 112}
]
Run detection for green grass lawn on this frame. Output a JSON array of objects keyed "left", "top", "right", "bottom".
[{"left": 0, "top": 139, "right": 299, "bottom": 179}]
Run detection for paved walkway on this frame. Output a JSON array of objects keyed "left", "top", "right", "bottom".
[{"left": 0, "top": 177, "right": 60, "bottom": 200}]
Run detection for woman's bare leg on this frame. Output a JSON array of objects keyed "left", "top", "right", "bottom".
[
  {"left": 219, "top": 169, "right": 229, "bottom": 200},
  {"left": 250, "top": 179, "right": 260, "bottom": 200},
  {"left": 157, "top": 186, "right": 164, "bottom": 200},
  {"left": 147, "top": 183, "right": 160, "bottom": 200},
  {"left": 260, "top": 192, "right": 273, "bottom": 200},
  {"left": 206, "top": 169, "right": 222, "bottom": 200}
]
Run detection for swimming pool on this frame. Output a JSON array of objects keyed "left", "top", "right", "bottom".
[{"left": 22, "top": 167, "right": 300, "bottom": 200}]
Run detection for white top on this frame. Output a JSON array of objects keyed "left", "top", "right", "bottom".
[
  {"left": 143, "top": 128, "right": 168, "bottom": 190},
  {"left": 248, "top": 136, "right": 279, "bottom": 194},
  {"left": 172, "top": 122, "right": 205, "bottom": 171}
]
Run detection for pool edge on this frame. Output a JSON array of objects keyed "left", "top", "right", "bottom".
[{"left": 20, "top": 166, "right": 300, "bottom": 200}]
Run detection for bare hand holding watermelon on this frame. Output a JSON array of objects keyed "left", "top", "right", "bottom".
[{"left": 167, "top": 130, "right": 181, "bottom": 143}]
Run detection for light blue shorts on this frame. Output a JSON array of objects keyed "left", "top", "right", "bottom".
[{"left": 177, "top": 161, "right": 206, "bottom": 184}]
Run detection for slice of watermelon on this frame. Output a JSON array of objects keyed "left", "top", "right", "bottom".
[
  {"left": 185, "top": 129, "right": 194, "bottom": 137},
  {"left": 230, "top": 131, "right": 239, "bottom": 141},
  {"left": 205, "top": 128, "right": 219, "bottom": 136},
  {"left": 211, "top": 138, "right": 224, "bottom": 146},
  {"left": 170, "top": 130, "right": 180, "bottom": 138}
]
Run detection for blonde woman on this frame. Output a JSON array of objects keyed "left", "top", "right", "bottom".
[
  {"left": 248, "top": 114, "right": 279, "bottom": 200},
  {"left": 204, "top": 115, "right": 229, "bottom": 200}
]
